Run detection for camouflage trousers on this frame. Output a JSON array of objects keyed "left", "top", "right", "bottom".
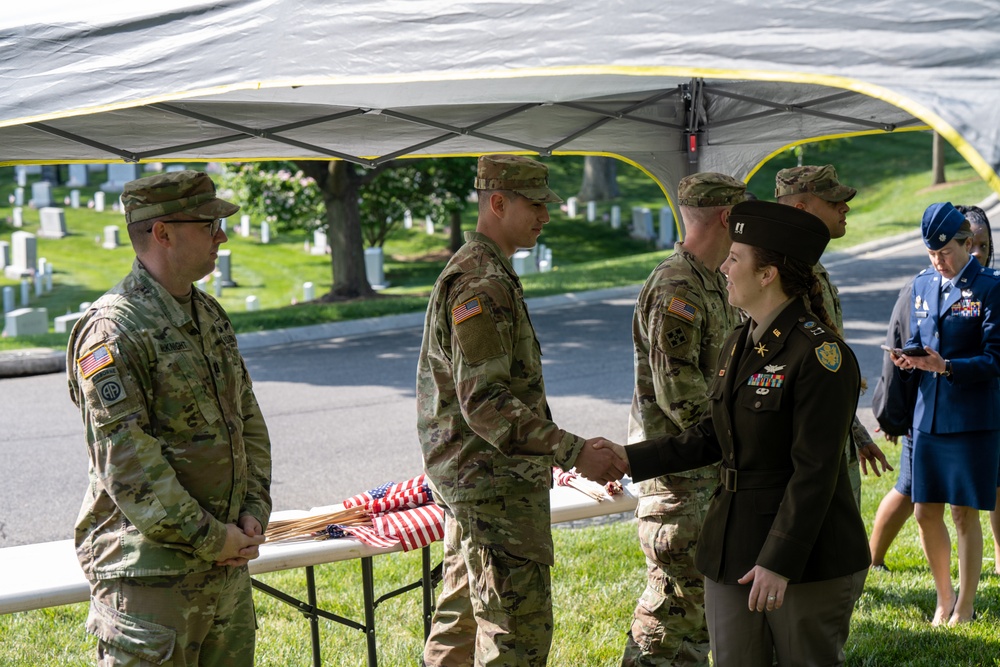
[
  {"left": 424, "top": 493, "right": 554, "bottom": 667},
  {"left": 87, "top": 565, "right": 255, "bottom": 666},
  {"left": 622, "top": 476, "right": 715, "bottom": 667}
]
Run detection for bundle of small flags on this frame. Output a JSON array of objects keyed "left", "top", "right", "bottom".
[
  {"left": 266, "top": 474, "right": 445, "bottom": 552},
  {"left": 553, "top": 468, "right": 623, "bottom": 502}
]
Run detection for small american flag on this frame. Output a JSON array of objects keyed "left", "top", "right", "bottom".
[
  {"left": 342, "top": 475, "right": 429, "bottom": 510},
  {"left": 452, "top": 298, "right": 483, "bottom": 325},
  {"left": 667, "top": 296, "right": 697, "bottom": 322},
  {"left": 375, "top": 504, "right": 445, "bottom": 551},
  {"left": 77, "top": 344, "right": 114, "bottom": 379}
]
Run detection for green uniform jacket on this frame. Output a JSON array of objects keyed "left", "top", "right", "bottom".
[
  {"left": 627, "top": 299, "right": 871, "bottom": 584},
  {"left": 67, "top": 260, "right": 272, "bottom": 581},
  {"left": 416, "top": 232, "right": 585, "bottom": 505},
  {"left": 629, "top": 244, "right": 739, "bottom": 517}
]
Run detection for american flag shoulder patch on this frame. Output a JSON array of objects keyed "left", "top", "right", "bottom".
[
  {"left": 77, "top": 344, "right": 114, "bottom": 379},
  {"left": 452, "top": 297, "right": 483, "bottom": 325},
  {"left": 667, "top": 296, "right": 697, "bottom": 322}
]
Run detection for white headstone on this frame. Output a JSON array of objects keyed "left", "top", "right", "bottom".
[
  {"left": 101, "top": 164, "right": 141, "bottom": 192},
  {"left": 567, "top": 197, "right": 578, "bottom": 219},
  {"left": 219, "top": 218, "right": 227, "bottom": 233},
  {"left": 213, "top": 271, "right": 223, "bottom": 297},
  {"left": 12, "top": 207, "right": 22, "bottom": 228},
  {"left": 245, "top": 295, "right": 260, "bottom": 311},
  {"left": 68, "top": 164, "right": 89, "bottom": 187},
  {"left": 403, "top": 210, "right": 413, "bottom": 230},
  {"left": 303, "top": 281, "right": 315, "bottom": 302},
  {"left": 34, "top": 273, "right": 43, "bottom": 297},
  {"left": 2, "top": 286, "right": 14, "bottom": 314},
  {"left": 195, "top": 278, "right": 208, "bottom": 292},
  {"left": 165, "top": 164, "right": 186, "bottom": 173},
  {"left": 217, "top": 249, "right": 236, "bottom": 287},
  {"left": 20, "top": 278, "right": 29, "bottom": 306},
  {"left": 23, "top": 166, "right": 42, "bottom": 175},
  {"left": 425, "top": 215, "right": 434, "bottom": 235},
  {"left": 511, "top": 248, "right": 538, "bottom": 275},
  {"left": 31, "top": 182, "right": 53, "bottom": 208},
  {"left": 311, "top": 230, "right": 328, "bottom": 255},
  {"left": 38, "top": 207, "right": 68, "bottom": 238},
  {"left": 261, "top": 221, "right": 270, "bottom": 244},
  {"left": 611, "top": 205, "right": 621, "bottom": 229},
  {"left": 87, "top": 163, "right": 106, "bottom": 173},
  {"left": 79, "top": 301, "right": 92, "bottom": 312},
  {"left": 0, "top": 241, "right": 8, "bottom": 268},
  {"left": 15, "top": 166, "right": 27, "bottom": 187},
  {"left": 38, "top": 258, "right": 47, "bottom": 281},
  {"left": 70, "top": 190, "right": 81, "bottom": 208},
  {"left": 364, "top": 247, "right": 387, "bottom": 289},
  {"left": 542, "top": 246, "right": 553, "bottom": 272},
  {"left": 103, "top": 225, "right": 120, "bottom": 249},
  {"left": 44, "top": 262, "right": 53, "bottom": 292},
  {"left": 54, "top": 311, "right": 85, "bottom": 333},
  {"left": 7, "top": 231, "right": 37, "bottom": 277},
  {"left": 659, "top": 206, "right": 676, "bottom": 247},
  {"left": 4, "top": 307, "right": 48, "bottom": 337},
  {"left": 93, "top": 191, "right": 106, "bottom": 212},
  {"left": 14, "top": 187, "right": 24, "bottom": 206},
  {"left": 240, "top": 214, "right": 251, "bottom": 237},
  {"left": 586, "top": 201, "right": 597, "bottom": 222}
]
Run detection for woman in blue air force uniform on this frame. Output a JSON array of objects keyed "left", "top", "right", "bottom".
[
  {"left": 624, "top": 201, "right": 870, "bottom": 667},
  {"left": 893, "top": 202, "right": 1000, "bottom": 626}
]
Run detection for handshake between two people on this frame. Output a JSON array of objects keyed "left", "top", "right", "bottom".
[{"left": 573, "top": 436, "right": 630, "bottom": 485}]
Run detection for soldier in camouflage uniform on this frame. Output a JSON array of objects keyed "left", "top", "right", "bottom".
[
  {"left": 417, "top": 154, "right": 628, "bottom": 667},
  {"left": 775, "top": 165, "right": 890, "bottom": 505},
  {"left": 67, "top": 170, "right": 272, "bottom": 667},
  {"left": 622, "top": 173, "right": 745, "bottom": 667}
]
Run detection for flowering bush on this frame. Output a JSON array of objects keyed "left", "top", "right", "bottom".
[{"left": 219, "top": 162, "right": 326, "bottom": 232}]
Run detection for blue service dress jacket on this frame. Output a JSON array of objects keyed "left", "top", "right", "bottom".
[
  {"left": 625, "top": 299, "right": 870, "bottom": 585},
  {"left": 904, "top": 258, "right": 1000, "bottom": 435}
]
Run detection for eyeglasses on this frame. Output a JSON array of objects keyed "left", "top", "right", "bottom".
[{"left": 148, "top": 219, "right": 223, "bottom": 235}]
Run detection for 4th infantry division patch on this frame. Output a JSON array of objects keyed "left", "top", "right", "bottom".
[{"left": 453, "top": 298, "right": 483, "bottom": 325}]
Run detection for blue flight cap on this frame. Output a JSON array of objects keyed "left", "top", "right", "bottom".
[{"left": 921, "top": 202, "right": 966, "bottom": 250}]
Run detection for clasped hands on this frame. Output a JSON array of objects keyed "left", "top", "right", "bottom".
[
  {"left": 573, "top": 436, "right": 630, "bottom": 484},
  {"left": 216, "top": 515, "right": 266, "bottom": 567}
]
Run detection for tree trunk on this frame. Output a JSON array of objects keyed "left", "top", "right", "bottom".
[
  {"left": 449, "top": 208, "right": 464, "bottom": 254},
  {"left": 296, "top": 160, "right": 375, "bottom": 300},
  {"left": 931, "top": 131, "right": 947, "bottom": 185},
  {"left": 577, "top": 156, "right": 619, "bottom": 201}
]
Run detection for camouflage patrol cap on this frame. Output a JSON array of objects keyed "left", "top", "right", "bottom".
[
  {"left": 474, "top": 154, "right": 562, "bottom": 203},
  {"left": 729, "top": 200, "right": 830, "bottom": 265},
  {"left": 677, "top": 172, "right": 746, "bottom": 207},
  {"left": 121, "top": 170, "right": 240, "bottom": 224},
  {"left": 775, "top": 164, "right": 856, "bottom": 202}
]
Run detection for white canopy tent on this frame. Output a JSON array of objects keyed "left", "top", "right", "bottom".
[{"left": 1, "top": 0, "right": 998, "bottom": 206}]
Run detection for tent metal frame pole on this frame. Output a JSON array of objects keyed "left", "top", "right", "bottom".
[
  {"left": 26, "top": 122, "right": 140, "bottom": 162},
  {"left": 704, "top": 88, "right": 898, "bottom": 131}
]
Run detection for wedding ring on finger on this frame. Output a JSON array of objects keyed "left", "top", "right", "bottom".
[{"left": 767, "top": 595, "right": 776, "bottom": 601}]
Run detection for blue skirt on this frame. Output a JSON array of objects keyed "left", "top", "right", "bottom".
[{"left": 911, "top": 429, "right": 1000, "bottom": 509}]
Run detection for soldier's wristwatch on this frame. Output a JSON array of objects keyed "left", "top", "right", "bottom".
[{"left": 943, "top": 359, "right": 953, "bottom": 377}]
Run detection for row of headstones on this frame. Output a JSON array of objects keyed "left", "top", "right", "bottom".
[
  {"left": 2, "top": 298, "right": 91, "bottom": 337},
  {"left": 13, "top": 163, "right": 182, "bottom": 194},
  {"left": 563, "top": 197, "right": 677, "bottom": 247}
]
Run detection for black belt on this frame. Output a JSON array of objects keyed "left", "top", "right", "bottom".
[{"left": 720, "top": 465, "right": 793, "bottom": 492}]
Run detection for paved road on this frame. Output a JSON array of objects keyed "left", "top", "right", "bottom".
[{"left": 0, "top": 234, "right": 931, "bottom": 547}]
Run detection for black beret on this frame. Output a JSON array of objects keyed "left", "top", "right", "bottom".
[{"left": 728, "top": 200, "right": 830, "bottom": 265}]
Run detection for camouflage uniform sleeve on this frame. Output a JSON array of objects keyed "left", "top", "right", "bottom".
[
  {"left": 237, "top": 359, "right": 272, "bottom": 532},
  {"left": 642, "top": 284, "right": 713, "bottom": 433},
  {"left": 71, "top": 318, "right": 229, "bottom": 562},
  {"left": 448, "top": 279, "right": 585, "bottom": 467}
]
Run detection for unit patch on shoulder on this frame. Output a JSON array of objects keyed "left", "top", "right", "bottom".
[
  {"left": 815, "top": 341, "right": 842, "bottom": 372},
  {"left": 665, "top": 326, "right": 688, "bottom": 349},
  {"left": 95, "top": 375, "right": 127, "bottom": 408},
  {"left": 452, "top": 297, "right": 483, "bottom": 325},
  {"left": 77, "top": 344, "right": 114, "bottom": 379},
  {"left": 667, "top": 296, "right": 697, "bottom": 322}
]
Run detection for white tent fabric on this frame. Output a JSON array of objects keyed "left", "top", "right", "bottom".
[{"left": 1, "top": 0, "right": 998, "bottom": 204}]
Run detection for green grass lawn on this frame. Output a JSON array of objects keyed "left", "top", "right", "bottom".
[{"left": 3, "top": 445, "right": 1000, "bottom": 665}]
